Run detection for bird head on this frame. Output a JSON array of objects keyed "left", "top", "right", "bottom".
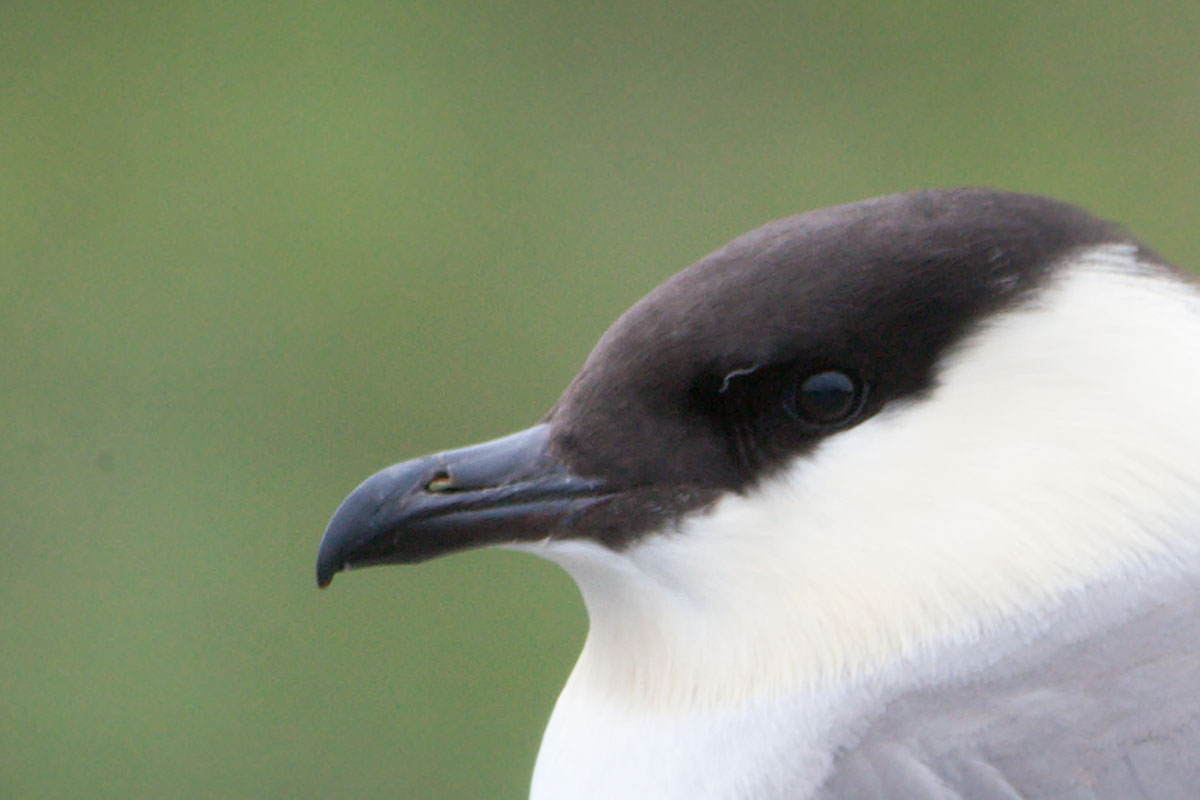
[{"left": 316, "top": 188, "right": 1200, "bottom": 704}]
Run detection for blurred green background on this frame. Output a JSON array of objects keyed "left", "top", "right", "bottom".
[{"left": 3, "top": 1, "right": 1198, "bottom": 797}]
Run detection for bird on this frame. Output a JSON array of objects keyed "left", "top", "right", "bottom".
[{"left": 316, "top": 188, "right": 1200, "bottom": 799}]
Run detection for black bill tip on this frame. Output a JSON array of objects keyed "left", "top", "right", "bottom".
[{"left": 316, "top": 461, "right": 422, "bottom": 588}]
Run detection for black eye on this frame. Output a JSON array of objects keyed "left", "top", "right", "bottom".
[{"left": 788, "top": 370, "right": 863, "bottom": 426}]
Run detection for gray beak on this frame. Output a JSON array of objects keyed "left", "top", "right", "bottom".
[{"left": 316, "top": 424, "right": 610, "bottom": 587}]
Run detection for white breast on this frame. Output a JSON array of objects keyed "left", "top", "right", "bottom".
[{"left": 531, "top": 682, "right": 863, "bottom": 800}]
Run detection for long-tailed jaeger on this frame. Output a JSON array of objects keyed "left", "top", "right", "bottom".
[{"left": 316, "top": 188, "right": 1200, "bottom": 799}]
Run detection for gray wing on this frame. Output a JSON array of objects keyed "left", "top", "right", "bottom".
[{"left": 817, "top": 589, "right": 1200, "bottom": 800}]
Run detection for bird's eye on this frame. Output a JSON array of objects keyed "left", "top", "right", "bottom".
[{"left": 787, "top": 370, "right": 864, "bottom": 427}]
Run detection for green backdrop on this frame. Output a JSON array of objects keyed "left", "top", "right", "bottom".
[{"left": 4, "top": 1, "right": 1198, "bottom": 797}]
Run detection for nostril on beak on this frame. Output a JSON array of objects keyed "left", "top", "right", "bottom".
[{"left": 425, "top": 471, "right": 454, "bottom": 493}]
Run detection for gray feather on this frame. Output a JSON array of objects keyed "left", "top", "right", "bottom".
[{"left": 818, "top": 588, "right": 1200, "bottom": 799}]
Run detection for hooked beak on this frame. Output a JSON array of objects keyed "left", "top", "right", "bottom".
[{"left": 315, "top": 424, "right": 610, "bottom": 587}]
